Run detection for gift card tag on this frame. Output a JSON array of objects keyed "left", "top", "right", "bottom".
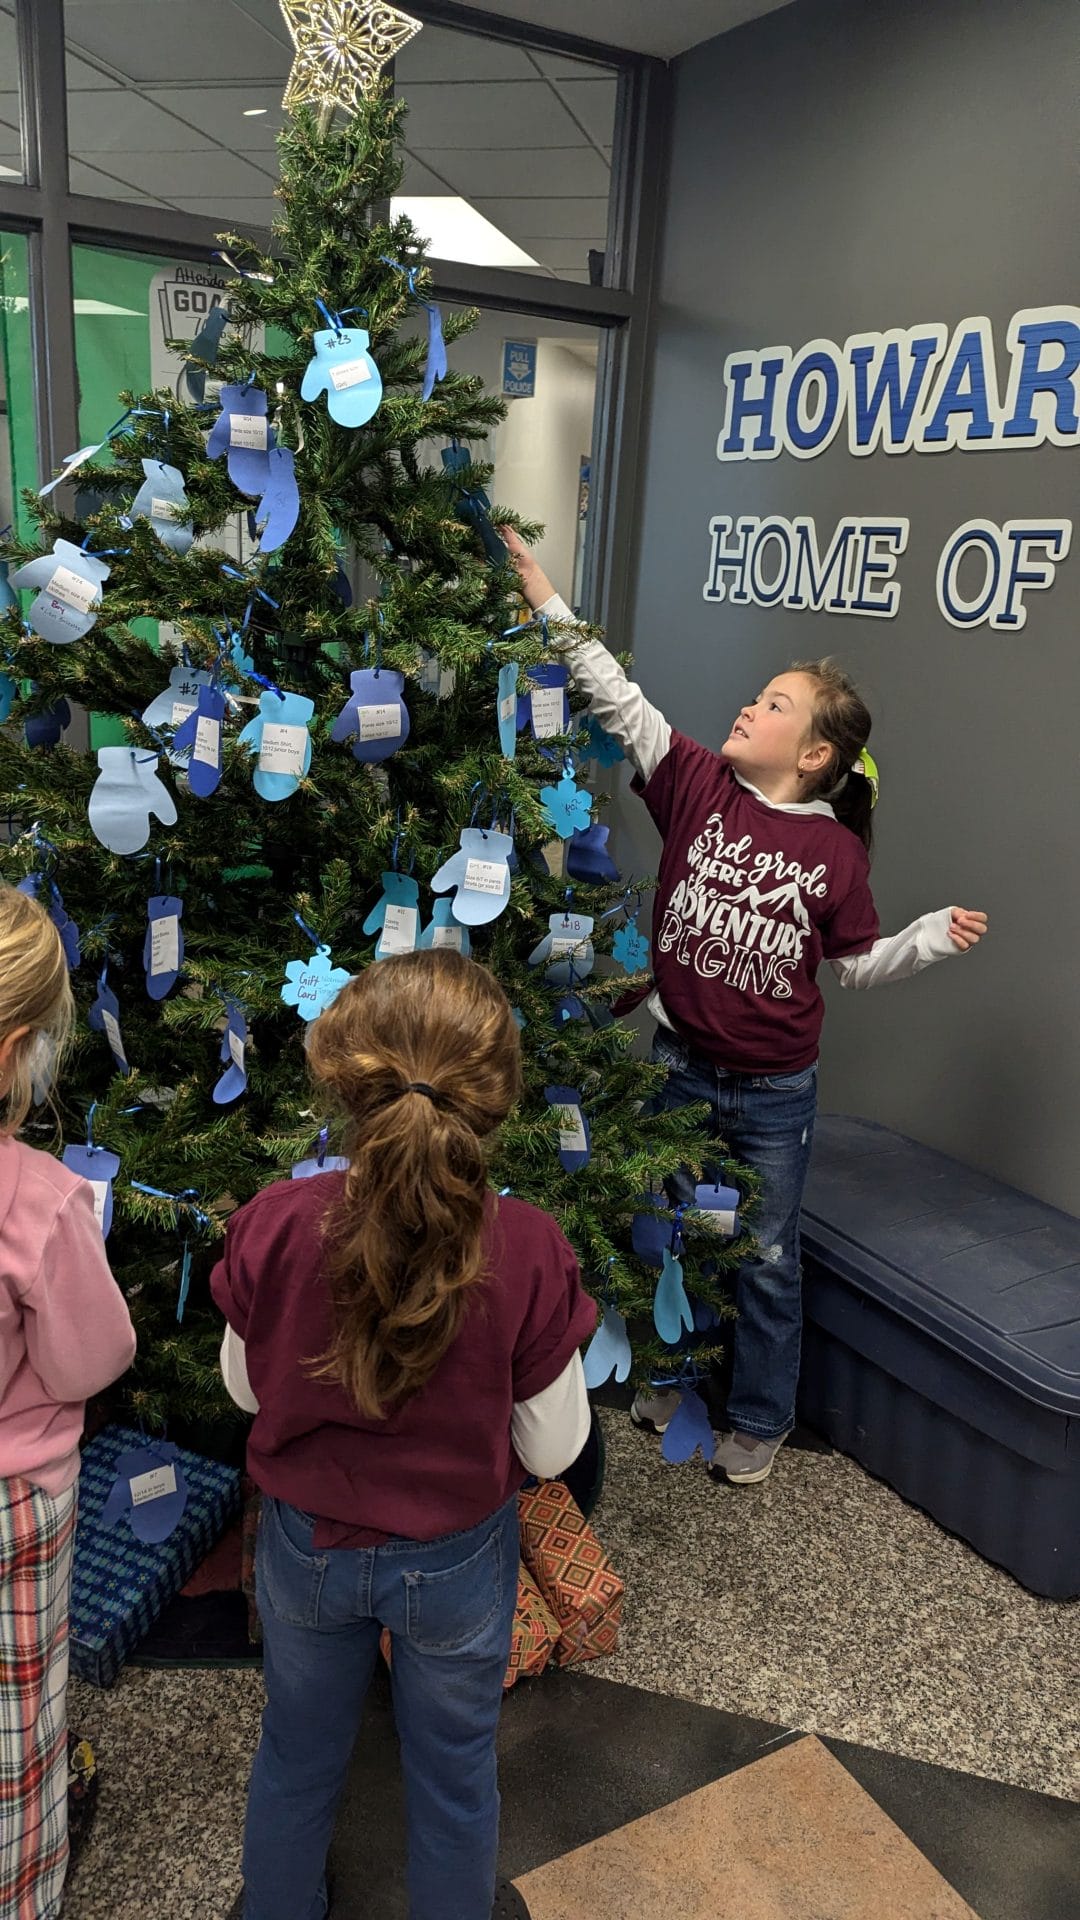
[
  {"left": 381, "top": 903, "right": 418, "bottom": 953},
  {"left": 258, "top": 722, "right": 308, "bottom": 776},
  {"left": 281, "top": 946, "right": 352, "bottom": 1021}
]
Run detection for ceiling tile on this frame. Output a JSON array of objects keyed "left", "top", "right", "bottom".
[
  {"left": 169, "top": 195, "right": 277, "bottom": 227},
  {"left": 399, "top": 151, "right": 450, "bottom": 195},
  {"left": 528, "top": 51, "right": 616, "bottom": 81},
  {"left": 416, "top": 145, "right": 610, "bottom": 199},
  {"left": 397, "top": 23, "right": 535, "bottom": 84},
  {"left": 144, "top": 86, "right": 288, "bottom": 151},
  {"left": 402, "top": 81, "right": 585, "bottom": 151},
  {"left": 555, "top": 77, "right": 619, "bottom": 146},
  {"left": 66, "top": 51, "right": 120, "bottom": 90},
  {"left": 63, "top": 3, "right": 290, "bottom": 85},
  {"left": 88, "top": 148, "right": 277, "bottom": 199},
  {"left": 69, "top": 158, "right": 161, "bottom": 200},
  {"left": 67, "top": 90, "right": 218, "bottom": 154},
  {"left": 476, "top": 196, "right": 608, "bottom": 239}
]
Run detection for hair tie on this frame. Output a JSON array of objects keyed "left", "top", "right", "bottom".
[
  {"left": 403, "top": 1081, "right": 440, "bottom": 1103},
  {"left": 851, "top": 748, "right": 880, "bottom": 807}
]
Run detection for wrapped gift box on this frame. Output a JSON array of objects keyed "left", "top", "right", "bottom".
[
  {"left": 70, "top": 1425, "right": 242, "bottom": 1687},
  {"left": 517, "top": 1481, "right": 623, "bottom": 1669}
]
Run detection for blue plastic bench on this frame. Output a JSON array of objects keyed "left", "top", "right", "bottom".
[{"left": 798, "top": 1116, "right": 1080, "bottom": 1599}]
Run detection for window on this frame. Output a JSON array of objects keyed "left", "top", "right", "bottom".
[
  {"left": 0, "top": 5, "right": 23, "bottom": 186},
  {"left": 0, "top": 230, "right": 35, "bottom": 538}
]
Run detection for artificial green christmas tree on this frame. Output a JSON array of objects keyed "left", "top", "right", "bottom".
[{"left": 0, "top": 81, "right": 753, "bottom": 1437}]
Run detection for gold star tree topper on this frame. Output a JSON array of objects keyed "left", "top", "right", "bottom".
[{"left": 279, "top": 0, "right": 423, "bottom": 115}]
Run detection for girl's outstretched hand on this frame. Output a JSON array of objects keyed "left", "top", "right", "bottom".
[
  {"left": 499, "top": 526, "right": 555, "bottom": 611},
  {"left": 948, "top": 908, "right": 988, "bottom": 951}
]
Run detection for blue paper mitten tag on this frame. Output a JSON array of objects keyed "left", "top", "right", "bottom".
[
  {"left": 206, "top": 382, "right": 276, "bottom": 494},
  {"left": 654, "top": 1245, "right": 695, "bottom": 1345},
  {"left": 88, "top": 747, "right": 178, "bottom": 855},
  {"left": 0, "top": 557, "right": 19, "bottom": 616},
  {"left": 423, "top": 302, "right": 448, "bottom": 401},
  {"left": 183, "top": 303, "right": 230, "bottom": 403},
  {"left": 431, "top": 828, "right": 514, "bottom": 926},
  {"left": 362, "top": 872, "right": 421, "bottom": 960},
  {"left": 130, "top": 459, "right": 194, "bottom": 553},
  {"left": 526, "top": 662, "right": 570, "bottom": 740},
  {"left": 418, "top": 897, "right": 471, "bottom": 956},
  {"left": 553, "top": 994, "right": 587, "bottom": 1026},
  {"left": 88, "top": 973, "right": 132, "bottom": 1077},
  {"left": 254, "top": 446, "right": 301, "bottom": 553},
  {"left": 566, "top": 821, "right": 620, "bottom": 884},
  {"left": 61, "top": 1142, "right": 121, "bottom": 1238},
  {"left": 143, "top": 894, "right": 184, "bottom": 1000},
  {"left": 173, "top": 682, "right": 227, "bottom": 797},
  {"left": 631, "top": 1204, "right": 668, "bottom": 1270},
  {"left": 25, "top": 697, "right": 70, "bottom": 747},
  {"left": 101, "top": 1442, "right": 189, "bottom": 1545},
  {"left": 662, "top": 1387, "right": 714, "bottom": 1465},
  {"left": 331, "top": 668, "right": 410, "bottom": 764},
  {"left": 693, "top": 1180, "right": 741, "bottom": 1239},
  {"left": 585, "top": 714, "right": 626, "bottom": 767},
  {"left": 213, "top": 1001, "right": 249, "bottom": 1104},
  {"left": 613, "top": 918, "right": 650, "bottom": 975},
  {"left": 497, "top": 663, "right": 520, "bottom": 759},
  {"left": 301, "top": 327, "right": 383, "bottom": 427},
  {"left": 281, "top": 945, "right": 352, "bottom": 1022},
  {"left": 527, "top": 912, "right": 595, "bottom": 987},
  {"left": 10, "top": 539, "right": 110, "bottom": 643},
  {"left": 238, "top": 689, "right": 314, "bottom": 801},
  {"left": 583, "top": 1304, "right": 632, "bottom": 1389},
  {"left": 544, "top": 1085, "right": 591, "bottom": 1172},
  {"left": 540, "top": 769, "right": 593, "bottom": 840},
  {"left": 141, "top": 663, "right": 213, "bottom": 743}
]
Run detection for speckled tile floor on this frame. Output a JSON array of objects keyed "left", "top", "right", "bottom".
[{"left": 63, "top": 1410, "right": 1078, "bottom": 1919}]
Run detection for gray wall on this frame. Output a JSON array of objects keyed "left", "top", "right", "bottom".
[{"left": 621, "top": 0, "right": 1080, "bottom": 1209}]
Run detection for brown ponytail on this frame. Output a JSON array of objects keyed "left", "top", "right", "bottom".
[
  {"left": 305, "top": 950, "right": 522, "bottom": 1419},
  {"left": 792, "top": 656, "right": 875, "bottom": 855}
]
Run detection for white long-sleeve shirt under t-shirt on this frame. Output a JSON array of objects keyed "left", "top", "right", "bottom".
[
  {"left": 537, "top": 591, "right": 958, "bottom": 1033},
  {"left": 220, "top": 1325, "right": 591, "bottom": 1482}
]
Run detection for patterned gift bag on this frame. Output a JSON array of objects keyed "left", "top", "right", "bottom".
[
  {"left": 517, "top": 1481, "right": 624, "bottom": 1670},
  {"left": 502, "top": 1565, "right": 561, "bottom": 1691}
]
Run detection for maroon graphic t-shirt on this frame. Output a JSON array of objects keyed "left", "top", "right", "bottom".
[
  {"left": 211, "top": 1175, "right": 596, "bottom": 1549},
  {"left": 636, "top": 732, "right": 879, "bottom": 1073}
]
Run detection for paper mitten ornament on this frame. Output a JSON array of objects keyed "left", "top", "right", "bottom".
[
  {"left": 184, "top": 303, "right": 230, "bottom": 403},
  {"left": 583, "top": 1305, "right": 632, "bottom": 1389},
  {"left": 143, "top": 894, "right": 184, "bottom": 1001},
  {"left": 363, "top": 872, "right": 421, "bottom": 960},
  {"left": 206, "top": 382, "right": 276, "bottom": 494},
  {"left": 24, "top": 695, "right": 70, "bottom": 748},
  {"left": 654, "top": 1245, "right": 694, "bottom": 1345},
  {"left": 88, "top": 971, "right": 131, "bottom": 1077},
  {"left": 527, "top": 912, "right": 595, "bottom": 987},
  {"left": 497, "top": 663, "right": 520, "bottom": 759},
  {"left": 419, "top": 897, "right": 471, "bottom": 957},
  {"left": 101, "top": 1442, "right": 188, "bottom": 1544},
  {"left": 612, "top": 918, "right": 650, "bottom": 975},
  {"left": 694, "top": 1180, "right": 742, "bottom": 1239},
  {"left": 440, "top": 444, "right": 508, "bottom": 566},
  {"left": 61, "top": 1142, "right": 121, "bottom": 1238},
  {"left": 18, "top": 875, "right": 81, "bottom": 971},
  {"left": 331, "top": 668, "right": 410, "bottom": 764},
  {"left": 662, "top": 1387, "right": 714, "bottom": 1465},
  {"left": 173, "top": 682, "right": 227, "bottom": 797},
  {"left": 88, "top": 747, "right": 178, "bottom": 855},
  {"left": 301, "top": 326, "right": 383, "bottom": 427},
  {"left": 431, "top": 828, "right": 514, "bottom": 926},
  {"left": 545, "top": 1086, "right": 591, "bottom": 1173},
  {"left": 237, "top": 689, "right": 314, "bottom": 802},
  {"left": 540, "top": 769, "right": 593, "bottom": 840},
  {"left": 631, "top": 1203, "right": 668, "bottom": 1270},
  {"left": 525, "top": 662, "right": 570, "bottom": 740},
  {"left": 129, "top": 460, "right": 194, "bottom": 553},
  {"left": 10, "top": 539, "right": 110, "bottom": 644},
  {"left": 0, "top": 557, "right": 16, "bottom": 616},
  {"left": 567, "top": 821, "right": 620, "bottom": 884},
  {"left": 254, "top": 446, "right": 301, "bottom": 553},
  {"left": 423, "top": 302, "right": 448, "bottom": 401},
  {"left": 213, "top": 1000, "right": 248, "bottom": 1104},
  {"left": 585, "top": 714, "right": 625, "bottom": 767},
  {"left": 141, "top": 663, "right": 213, "bottom": 736}
]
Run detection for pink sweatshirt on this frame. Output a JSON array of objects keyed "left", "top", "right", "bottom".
[{"left": 0, "top": 1134, "right": 136, "bottom": 1496}]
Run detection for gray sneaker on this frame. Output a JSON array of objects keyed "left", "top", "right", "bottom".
[
  {"left": 711, "top": 1431, "right": 785, "bottom": 1484},
  {"left": 630, "top": 1387, "right": 681, "bottom": 1434}
]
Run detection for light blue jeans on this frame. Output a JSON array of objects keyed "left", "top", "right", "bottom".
[
  {"left": 242, "top": 1493, "right": 519, "bottom": 1920},
  {"left": 651, "top": 1027, "right": 819, "bottom": 1439}
]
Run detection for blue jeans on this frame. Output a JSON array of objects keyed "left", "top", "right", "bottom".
[
  {"left": 651, "top": 1028, "right": 818, "bottom": 1440},
  {"left": 242, "top": 1494, "right": 520, "bottom": 1920}
]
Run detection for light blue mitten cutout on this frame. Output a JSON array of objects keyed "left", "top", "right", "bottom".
[
  {"left": 88, "top": 747, "right": 178, "bottom": 855},
  {"left": 129, "top": 459, "right": 194, "bottom": 553},
  {"left": 431, "top": 828, "right": 513, "bottom": 926},
  {"left": 362, "top": 872, "right": 421, "bottom": 960},
  {"left": 237, "top": 689, "right": 314, "bottom": 802},
  {"left": 301, "top": 326, "right": 383, "bottom": 427},
  {"left": 419, "top": 897, "right": 471, "bottom": 957},
  {"left": 10, "top": 539, "right": 110, "bottom": 643},
  {"left": 254, "top": 446, "right": 301, "bottom": 554}
]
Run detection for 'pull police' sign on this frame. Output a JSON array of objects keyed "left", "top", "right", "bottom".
[{"left": 704, "top": 306, "right": 1077, "bottom": 629}]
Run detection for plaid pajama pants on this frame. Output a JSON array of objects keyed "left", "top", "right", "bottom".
[{"left": 0, "top": 1477, "right": 77, "bottom": 1920}]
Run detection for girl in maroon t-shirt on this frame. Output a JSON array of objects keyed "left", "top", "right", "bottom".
[
  {"left": 504, "top": 527, "right": 987, "bottom": 1489},
  {"left": 213, "top": 951, "right": 594, "bottom": 1920}
]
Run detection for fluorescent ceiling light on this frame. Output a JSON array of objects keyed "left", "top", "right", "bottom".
[
  {"left": 391, "top": 196, "right": 537, "bottom": 270},
  {"left": 243, "top": 107, "right": 268, "bottom": 116}
]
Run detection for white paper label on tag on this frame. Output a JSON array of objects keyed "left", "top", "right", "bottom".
[
  {"left": 499, "top": 692, "right": 517, "bottom": 723},
  {"left": 464, "top": 858, "right": 506, "bottom": 896},
  {"left": 230, "top": 412, "right": 268, "bottom": 450},
  {"left": 228, "top": 1030, "right": 246, "bottom": 1072},
  {"left": 358, "top": 703, "right": 399, "bottom": 741},
  {"left": 258, "top": 722, "right": 307, "bottom": 776},
  {"left": 431, "top": 925, "right": 463, "bottom": 951},
  {"left": 150, "top": 916, "right": 179, "bottom": 976},
  {"left": 549, "top": 935, "right": 584, "bottom": 959},
  {"left": 381, "top": 904, "right": 418, "bottom": 953},
  {"left": 150, "top": 496, "right": 182, "bottom": 521},
  {"left": 45, "top": 564, "right": 97, "bottom": 613},
  {"left": 699, "top": 1208, "right": 737, "bottom": 1235},
  {"left": 438, "top": 667, "right": 456, "bottom": 699},
  {"left": 102, "top": 1010, "right": 126, "bottom": 1064},
  {"left": 89, "top": 1180, "right": 109, "bottom": 1229},
  {"left": 130, "top": 1464, "right": 177, "bottom": 1507},
  {"left": 193, "top": 715, "right": 220, "bottom": 767},
  {"left": 530, "top": 686, "right": 564, "bottom": 737},
  {"left": 557, "top": 1106, "right": 587, "bottom": 1154},
  {"left": 329, "top": 357, "right": 372, "bottom": 391},
  {"left": 171, "top": 698, "right": 198, "bottom": 726}
]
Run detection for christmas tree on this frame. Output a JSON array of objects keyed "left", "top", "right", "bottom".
[{"left": 0, "top": 63, "right": 753, "bottom": 1437}]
